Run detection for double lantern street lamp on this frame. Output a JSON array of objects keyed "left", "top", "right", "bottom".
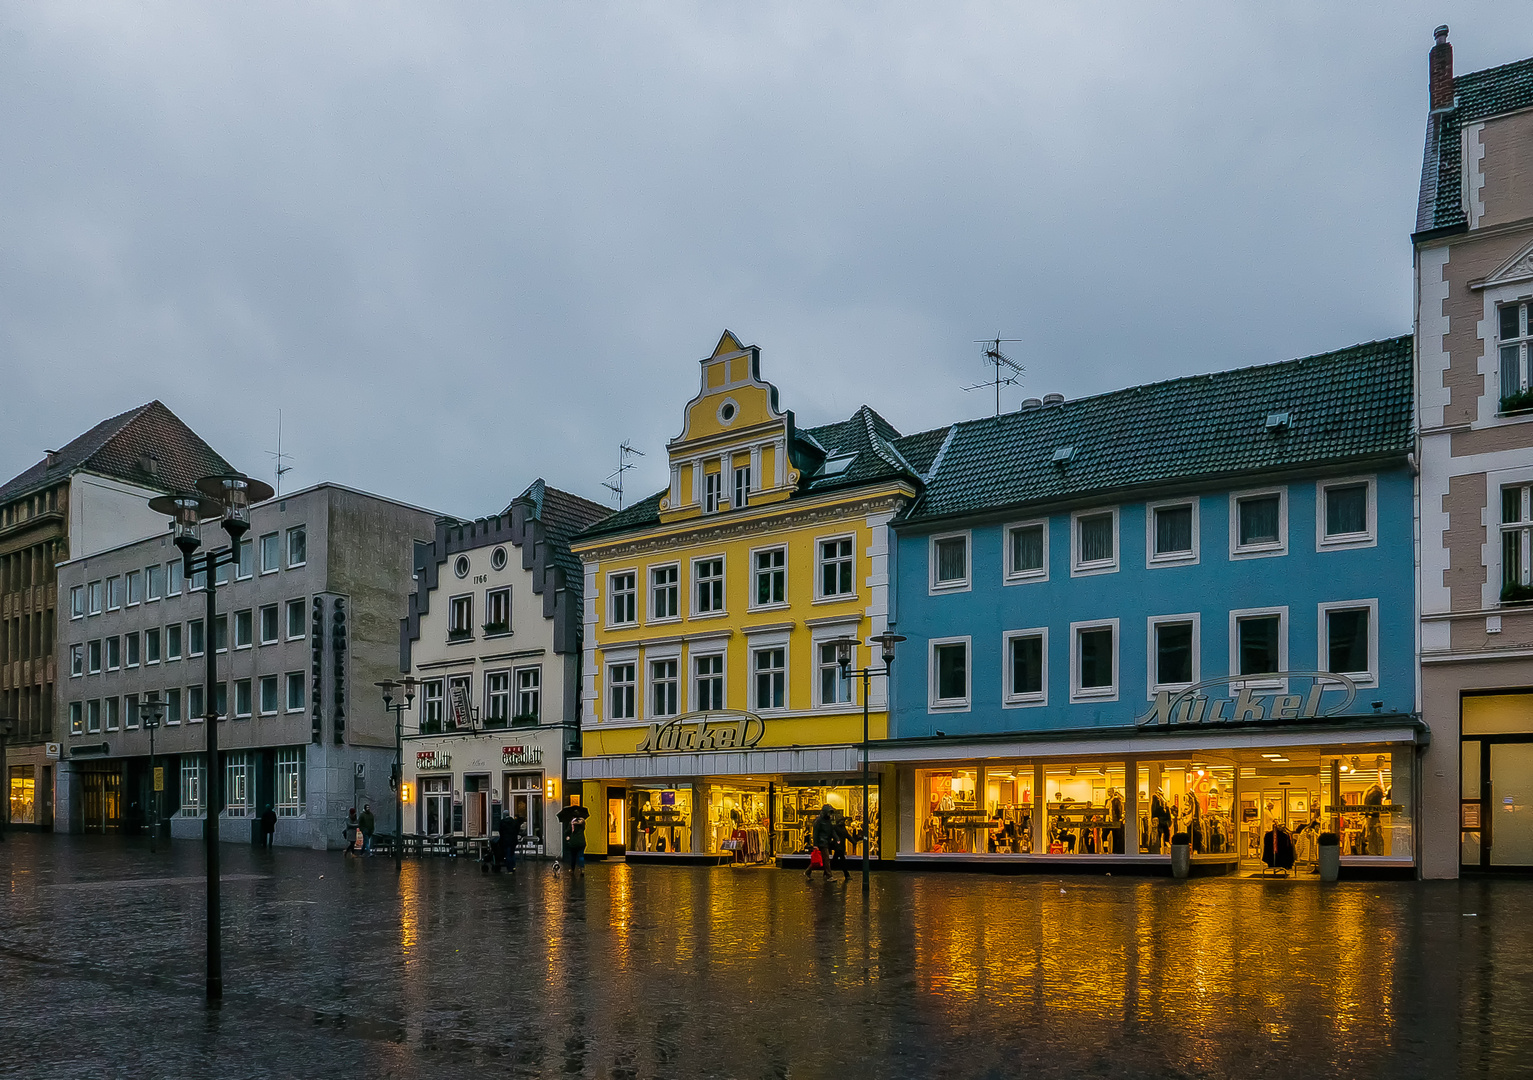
[
  {"left": 149, "top": 471, "right": 274, "bottom": 1004},
  {"left": 138, "top": 693, "right": 165, "bottom": 853},
  {"left": 376, "top": 677, "right": 417, "bottom": 862},
  {"left": 828, "top": 630, "right": 905, "bottom": 894}
]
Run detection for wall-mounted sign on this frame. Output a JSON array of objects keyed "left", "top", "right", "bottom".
[
  {"left": 503, "top": 745, "right": 543, "bottom": 766},
  {"left": 1137, "top": 672, "right": 1359, "bottom": 727},
  {"left": 45, "top": 742, "right": 60, "bottom": 760},
  {"left": 634, "top": 712, "right": 766, "bottom": 754},
  {"left": 416, "top": 750, "right": 451, "bottom": 770}
]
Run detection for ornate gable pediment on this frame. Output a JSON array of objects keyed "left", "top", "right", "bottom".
[
  {"left": 1477, "top": 238, "right": 1533, "bottom": 291},
  {"left": 658, "top": 331, "right": 799, "bottom": 523}
]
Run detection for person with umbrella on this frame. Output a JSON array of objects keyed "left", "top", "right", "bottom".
[{"left": 556, "top": 804, "right": 590, "bottom": 876}]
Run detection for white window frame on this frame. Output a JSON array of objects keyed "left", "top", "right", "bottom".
[
  {"left": 749, "top": 544, "right": 788, "bottom": 611},
  {"left": 125, "top": 570, "right": 141, "bottom": 607},
  {"left": 1146, "top": 498, "right": 1200, "bottom": 567},
  {"left": 927, "top": 635, "right": 972, "bottom": 713},
  {"left": 146, "top": 627, "right": 160, "bottom": 665},
  {"left": 691, "top": 649, "right": 727, "bottom": 712},
  {"left": 1317, "top": 599, "right": 1379, "bottom": 688},
  {"left": 1070, "top": 508, "right": 1119, "bottom": 577},
  {"left": 259, "top": 604, "right": 279, "bottom": 646},
  {"left": 287, "top": 525, "right": 307, "bottom": 568},
  {"left": 734, "top": 464, "right": 752, "bottom": 509},
  {"left": 1070, "top": 618, "right": 1120, "bottom": 703},
  {"left": 448, "top": 594, "right": 474, "bottom": 640},
  {"left": 234, "top": 679, "right": 252, "bottom": 719},
  {"left": 260, "top": 532, "right": 281, "bottom": 575},
  {"left": 87, "top": 699, "right": 101, "bottom": 734},
  {"left": 1001, "top": 627, "right": 1048, "bottom": 708},
  {"left": 1316, "top": 476, "right": 1377, "bottom": 551},
  {"left": 146, "top": 564, "right": 163, "bottom": 602},
  {"left": 87, "top": 580, "right": 102, "bottom": 615},
  {"left": 750, "top": 643, "right": 789, "bottom": 713},
  {"left": 259, "top": 674, "right": 279, "bottom": 716},
  {"left": 485, "top": 585, "right": 512, "bottom": 636},
  {"left": 815, "top": 533, "right": 857, "bottom": 601},
  {"left": 692, "top": 555, "right": 726, "bottom": 617},
  {"left": 70, "top": 585, "right": 84, "bottom": 619},
  {"left": 1146, "top": 613, "right": 1201, "bottom": 697},
  {"left": 704, "top": 471, "right": 722, "bottom": 514},
  {"left": 515, "top": 665, "right": 541, "bottom": 721},
  {"left": 235, "top": 538, "right": 253, "bottom": 581},
  {"left": 233, "top": 609, "right": 253, "bottom": 651},
  {"left": 106, "top": 576, "right": 122, "bottom": 611},
  {"left": 286, "top": 598, "right": 306, "bottom": 641},
  {"left": 649, "top": 653, "right": 681, "bottom": 718},
  {"left": 69, "top": 702, "right": 83, "bottom": 735},
  {"left": 1002, "top": 519, "right": 1049, "bottom": 585},
  {"left": 928, "top": 530, "right": 973, "bottom": 594},
  {"left": 420, "top": 679, "right": 444, "bottom": 730},
  {"left": 485, "top": 669, "right": 512, "bottom": 726},
  {"left": 1229, "top": 487, "right": 1288, "bottom": 559},
  {"left": 607, "top": 660, "right": 637, "bottom": 722},
  {"left": 608, "top": 569, "right": 639, "bottom": 627},
  {"left": 648, "top": 563, "right": 681, "bottom": 623},
  {"left": 70, "top": 643, "right": 83, "bottom": 678},
  {"left": 275, "top": 747, "right": 304, "bottom": 817},
  {"left": 286, "top": 671, "right": 305, "bottom": 713},
  {"left": 1228, "top": 606, "right": 1289, "bottom": 690},
  {"left": 105, "top": 696, "right": 120, "bottom": 732}
]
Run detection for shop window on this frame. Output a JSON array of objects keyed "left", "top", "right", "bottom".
[
  {"left": 776, "top": 784, "right": 878, "bottom": 857},
  {"left": 1072, "top": 509, "right": 1118, "bottom": 575},
  {"left": 180, "top": 759, "right": 204, "bottom": 816},
  {"left": 421, "top": 777, "right": 451, "bottom": 836},
  {"left": 9, "top": 767, "right": 36, "bottom": 826},
  {"left": 753, "top": 648, "right": 785, "bottom": 710},
  {"left": 818, "top": 537, "right": 855, "bottom": 598},
  {"left": 1143, "top": 763, "right": 1235, "bottom": 856},
  {"left": 1005, "top": 521, "right": 1048, "bottom": 582},
  {"left": 694, "top": 654, "right": 724, "bottom": 710},
  {"left": 505, "top": 774, "right": 545, "bottom": 850},
  {"left": 1044, "top": 763, "right": 1129, "bottom": 854},
  {"left": 1318, "top": 477, "right": 1375, "bottom": 548},
  {"left": 1231, "top": 488, "right": 1287, "bottom": 557},
  {"left": 1232, "top": 608, "right": 1286, "bottom": 682},
  {"left": 1321, "top": 601, "right": 1376, "bottom": 684},
  {"left": 630, "top": 787, "right": 692, "bottom": 853},
  {"left": 929, "top": 638, "right": 970, "bottom": 710},
  {"left": 1330, "top": 752, "right": 1412, "bottom": 859},
  {"left": 818, "top": 642, "right": 853, "bottom": 706},
  {"left": 225, "top": 753, "right": 251, "bottom": 817},
  {"left": 1149, "top": 616, "right": 1198, "bottom": 693},
  {"left": 609, "top": 571, "right": 637, "bottom": 626},
  {"left": 917, "top": 768, "right": 981, "bottom": 852},
  {"left": 752, "top": 547, "right": 786, "bottom": 608},
  {"left": 275, "top": 747, "right": 304, "bottom": 817},
  {"left": 608, "top": 663, "right": 636, "bottom": 720},
  {"left": 930, "top": 532, "right": 970, "bottom": 591},
  {"left": 694, "top": 557, "right": 725, "bottom": 614},
  {"left": 1148, "top": 500, "right": 1197, "bottom": 565},
  {"left": 515, "top": 667, "right": 540, "bottom": 722},
  {"left": 650, "top": 658, "right": 679, "bottom": 717},
  {"left": 485, "top": 670, "right": 511, "bottom": 727},
  {"left": 1003, "top": 630, "right": 1046, "bottom": 706},
  {"left": 650, "top": 565, "right": 679, "bottom": 621},
  {"left": 1071, "top": 621, "right": 1117, "bottom": 700},
  {"left": 1499, "top": 301, "right": 1533, "bottom": 411},
  {"left": 1501, "top": 485, "right": 1533, "bottom": 602},
  {"left": 706, "top": 786, "right": 768, "bottom": 858}
]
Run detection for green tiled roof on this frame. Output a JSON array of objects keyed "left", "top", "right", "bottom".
[
  {"left": 1417, "top": 55, "right": 1533, "bottom": 233},
  {"left": 900, "top": 336, "right": 1413, "bottom": 526}
]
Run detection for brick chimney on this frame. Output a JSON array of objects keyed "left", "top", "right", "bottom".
[{"left": 1430, "top": 25, "right": 1454, "bottom": 111}]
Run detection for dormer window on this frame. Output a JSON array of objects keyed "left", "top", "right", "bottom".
[
  {"left": 704, "top": 472, "right": 722, "bottom": 513},
  {"left": 819, "top": 454, "right": 855, "bottom": 478}
]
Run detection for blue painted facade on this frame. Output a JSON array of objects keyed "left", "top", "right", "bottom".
[{"left": 889, "top": 467, "right": 1417, "bottom": 738}]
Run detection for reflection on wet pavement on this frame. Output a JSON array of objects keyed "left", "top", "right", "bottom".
[{"left": 2, "top": 833, "right": 1529, "bottom": 1078}]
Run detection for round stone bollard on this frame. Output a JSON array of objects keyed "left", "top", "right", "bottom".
[
  {"left": 1318, "top": 833, "right": 1340, "bottom": 882},
  {"left": 1170, "top": 832, "right": 1191, "bottom": 879}
]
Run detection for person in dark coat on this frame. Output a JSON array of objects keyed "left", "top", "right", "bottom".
[
  {"left": 830, "top": 813, "right": 853, "bottom": 882},
  {"left": 806, "top": 806, "right": 835, "bottom": 880},
  {"left": 563, "top": 816, "right": 587, "bottom": 876},
  {"left": 260, "top": 806, "right": 277, "bottom": 849},
  {"left": 496, "top": 812, "right": 525, "bottom": 872},
  {"left": 343, "top": 808, "right": 359, "bottom": 854},
  {"left": 359, "top": 804, "right": 376, "bottom": 855}
]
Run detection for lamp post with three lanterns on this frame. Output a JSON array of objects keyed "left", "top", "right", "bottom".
[
  {"left": 149, "top": 471, "right": 273, "bottom": 1003},
  {"left": 828, "top": 630, "right": 905, "bottom": 895}
]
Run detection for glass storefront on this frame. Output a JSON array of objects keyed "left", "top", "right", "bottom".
[
  {"left": 629, "top": 785, "right": 693, "bottom": 853},
  {"left": 705, "top": 785, "right": 768, "bottom": 861},
  {"left": 775, "top": 783, "right": 879, "bottom": 857},
  {"left": 1140, "top": 762, "right": 1236, "bottom": 856},
  {"left": 1461, "top": 693, "right": 1533, "bottom": 869},
  {"left": 1045, "top": 763, "right": 1128, "bottom": 854},
  {"left": 9, "top": 766, "right": 34, "bottom": 825}
]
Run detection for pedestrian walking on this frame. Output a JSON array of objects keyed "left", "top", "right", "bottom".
[
  {"left": 343, "top": 808, "right": 359, "bottom": 854},
  {"left": 806, "top": 805, "right": 835, "bottom": 880},
  {"left": 359, "top": 803, "right": 376, "bottom": 855},
  {"left": 563, "top": 816, "right": 587, "bottom": 876},
  {"left": 495, "top": 812, "right": 524, "bottom": 872},
  {"left": 830, "top": 813, "right": 853, "bottom": 882},
  {"left": 260, "top": 805, "right": 277, "bottom": 849}
]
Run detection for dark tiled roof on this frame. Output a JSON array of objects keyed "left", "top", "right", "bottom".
[
  {"left": 510, "top": 479, "right": 613, "bottom": 579},
  {"left": 575, "top": 404, "right": 924, "bottom": 543},
  {"left": 1416, "top": 55, "right": 1533, "bottom": 233},
  {"left": 0, "top": 400, "right": 234, "bottom": 506},
  {"left": 900, "top": 337, "right": 1413, "bottom": 526},
  {"left": 892, "top": 425, "right": 952, "bottom": 478}
]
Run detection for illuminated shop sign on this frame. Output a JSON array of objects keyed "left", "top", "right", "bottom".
[
  {"left": 635, "top": 712, "right": 766, "bottom": 753},
  {"left": 502, "top": 744, "right": 542, "bottom": 766},
  {"left": 1137, "top": 671, "right": 1358, "bottom": 727},
  {"left": 416, "top": 750, "right": 451, "bottom": 770}
]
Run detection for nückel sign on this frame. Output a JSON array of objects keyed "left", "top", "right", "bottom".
[
  {"left": 635, "top": 712, "right": 766, "bottom": 753},
  {"left": 1137, "top": 671, "right": 1358, "bottom": 727}
]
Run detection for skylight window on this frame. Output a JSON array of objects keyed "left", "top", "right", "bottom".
[{"left": 819, "top": 454, "right": 856, "bottom": 478}]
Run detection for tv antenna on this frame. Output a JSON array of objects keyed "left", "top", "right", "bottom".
[
  {"left": 963, "top": 335, "right": 1025, "bottom": 417},
  {"left": 266, "top": 410, "right": 294, "bottom": 497},
  {"left": 603, "top": 441, "right": 645, "bottom": 509}
]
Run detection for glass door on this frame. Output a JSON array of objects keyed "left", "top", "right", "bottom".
[
  {"left": 606, "top": 787, "right": 626, "bottom": 854},
  {"left": 1490, "top": 743, "right": 1533, "bottom": 867}
]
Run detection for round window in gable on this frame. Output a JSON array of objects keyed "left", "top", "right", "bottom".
[
  {"left": 491, "top": 546, "right": 508, "bottom": 571},
  {"left": 717, "top": 398, "right": 739, "bottom": 425},
  {"left": 454, "top": 555, "right": 470, "bottom": 579}
]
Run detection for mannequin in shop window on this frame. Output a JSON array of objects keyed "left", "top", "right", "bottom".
[
  {"left": 1184, "top": 791, "right": 1203, "bottom": 853},
  {"left": 1151, "top": 791, "right": 1172, "bottom": 854},
  {"left": 1363, "top": 781, "right": 1386, "bottom": 856},
  {"left": 1107, "top": 788, "right": 1125, "bottom": 854}
]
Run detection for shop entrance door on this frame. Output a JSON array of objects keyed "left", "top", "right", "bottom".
[
  {"left": 1490, "top": 743, "right": 1533, "bottom": 867},
  {"left": 80, "top": 769, "right": 122, "bottom": 833},
  {"left": 606, "top": 787, "right": 626, "bottom": 855},
  {"left": 464, "top": 775, "right": 489, "bottom": 837}
]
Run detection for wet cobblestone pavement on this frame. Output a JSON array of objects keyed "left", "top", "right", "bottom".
[{"left": 2, "top": 834, "right": 1531, "bottom": 1079}]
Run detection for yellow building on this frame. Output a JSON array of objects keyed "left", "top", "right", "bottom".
[{"left": 569, "top": 331, "right": 942, "bottom": 864}]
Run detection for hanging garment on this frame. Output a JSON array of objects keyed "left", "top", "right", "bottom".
[{"left": 1262, "top": 826, "right": 1297, "bottom": 870}]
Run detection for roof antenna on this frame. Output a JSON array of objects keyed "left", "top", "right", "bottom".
[
  {"left": 603, "top": 441, "right": 645, "bottom": 509},
  {"left": 963, "top": 335, "right": 1025, "bottom": 417},
  {"left": 266, "top": 409, "right": 294, "bottom": 497}
]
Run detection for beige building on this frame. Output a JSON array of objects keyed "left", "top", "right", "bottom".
[{"left": 1414, "top": 28, "right": 1533, "bottom": 876}]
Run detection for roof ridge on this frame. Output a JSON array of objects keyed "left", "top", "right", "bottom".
[
  {"left": 1456, "top": 53, "right": 1533, "bottom": 89},
  {"left": 858, "top": 405, "right": 909, "bottom": 475}
]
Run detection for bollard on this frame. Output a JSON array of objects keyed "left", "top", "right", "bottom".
[
  {"left": 1171, "top": 832, "right": 1191, "bottom": 879},
  {"left": 1318, "top": 832, "right": 1340, "bottom": 882}
]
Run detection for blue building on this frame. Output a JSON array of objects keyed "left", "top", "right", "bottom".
[{"left": 879, "top": 337, "right": 1423, "bottom": 874}]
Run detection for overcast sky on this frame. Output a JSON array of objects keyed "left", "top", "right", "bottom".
[{"left": 3, "top": 4, "right": 1529, "bottom": 519}]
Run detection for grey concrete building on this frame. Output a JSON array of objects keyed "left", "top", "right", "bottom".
[{"left": 53, "top": 483, "right": 437, "bottom": 848}]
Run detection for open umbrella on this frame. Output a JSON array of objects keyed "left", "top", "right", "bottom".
[{"left": 557, "top": 804, "right": 591, "bottom": 823}]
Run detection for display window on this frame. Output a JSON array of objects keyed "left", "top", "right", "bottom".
[
  {"left": 706, "top": 786, "right": 769, "bottom": 861},
  {"left": 629, "top": 786, "right": 693, "bottom": 853},
  {"left": 1137, "top": 762, "right": 1235, "bottom": 856},
  {"left": 503, "top": 773, "right": 545, "bottom": 851},
  {"left": 1332, "top": 752, "right": 1411, "bottom": 858},
  {"left": 917, "top": 768, "right": 984, "bottom": 852},
  {"left": 1045, "top": 762, "right": 1129, "bottom": 854},
  {"left": 776, "top": 784, "right": 879, "bottom": 858},
  {"left": 982, "top": 767, "right": 1033, "bottom": 852},
  {"left": 420, "top": 776, "right": 451, "bottom": 836}
]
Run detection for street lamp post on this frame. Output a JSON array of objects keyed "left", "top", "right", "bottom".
[
  {"left": 376, "top": 677, "right": 417, "bottom": 862},
  {"left": 149, "top": 472, "right": 273, "bottom": 1004},
  {"left": 139, "top": 694, "right": 165, "bottom": 853},
  {"left": 830, "top": 631, "right": 905, "bottom": 895},
  {"left": 0, "top": 717, "right": 14, "bottom": 842}
]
